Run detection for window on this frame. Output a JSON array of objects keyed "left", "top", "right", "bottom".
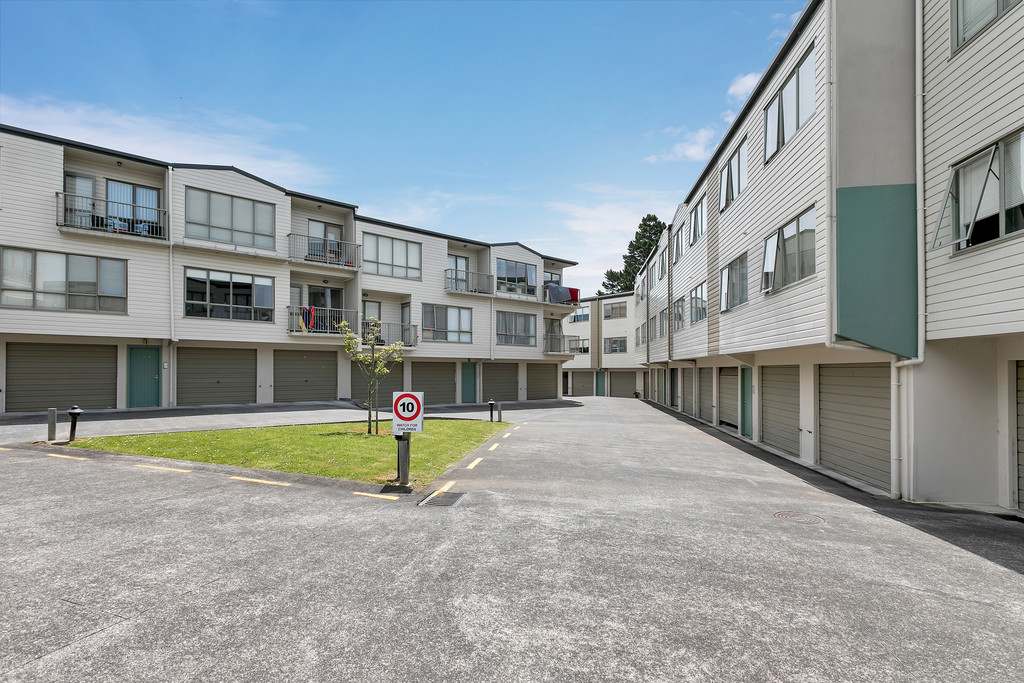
[
  {"left": 544, "top": 271, "right": 561, "bottom": 286},
  {"left": 673, "top": 296, "right": 686, "bottom": 330},
  {"left": 570, "top": 338, "right": 590, "bottom": 354},
  {"left": 690, "top": 282, "right": 707, "bottom": 323},
  {"left": 185, "top": 188, "right": 275, "bottom": 249},
  {"left": 719, "top": 139, "right": 748, "bottom": 211},
  {"left": 762, "top": 206, "right": 816, "bottom": 292},
  {"left": 363, "top": 233, "right": 422, "bottom": 279},
  {"left": 764, "top": 47, "right": 815, "bottom": 163},
  {"left": 659, "top": 308, "right": 669, "bottom": 337},
  {"left": 496, "top": 258, "right": 537, "bottom": 296},
  {"left": 638, "top": 276, "right": 646, "bottom": 299},
  {"left": 569, "top": 305, "right": 590, "bottom": 323},
  {"left": 673, "top": 229, "right": 683, "bottom": 262},
  {"left": 648, "top": 263, "right": 655, "bottom": 288},
  {"left": 603, "top": 302, "right": 627, "bottom": 319},
  {"left": 954, "top": 0, "right": 1020, "bottom": 48},
  {"left": 496, "top": 311, "right": 536, "bottom": 345},
  {"left": 422, "top": 304, "right": 472, "bottom": 342},
  {"left": 720, "top": 253, "right": 749, "bottom": 311},
  {"left": 658, "top": 249, "right": 667, "bottom": 280},
  {"left": 185, "top": 268, "right": 273, "bottom": 321},
  {"left": 649, "top": 315, "right": 657, "bottom": 339},
  {"left": 604, "top": 337, "right": 627, "bottom": 354},
  {"left": 640, "top": 323, "right": 647, "bottom": 344},
  {"left": 689, "top": 197, "right": 706, "bottom": 245},
  {"left": 107, "top": 180, "right": 160, "bottom": 234},
  {"left": 0, "top": 247, "right": 126, "bottom": 313},
  {"left": 931, "top": 131, "right": 1023, "bottom": 250},
  {"left": 635, "top": 327, "right": 641, "bottom": 346}
]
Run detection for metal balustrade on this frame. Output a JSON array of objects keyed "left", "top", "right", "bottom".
[
  {"left": 288, "top": 233, "right": 361, "bottom": 268},
  {"left": 543, "top": 334, "right": 580, "bottom": 354},
  {"left": 444, "top": 269, "right": 494, "bottom": 295},
  {"left": 360, "top": 321, "right": 418, "bottom": 346},
  {"left": 287, "top": 306, "right": 359, "bottom": 335},
  {"left": 56, "top": 192, "right": 167, "bottom": 239}
]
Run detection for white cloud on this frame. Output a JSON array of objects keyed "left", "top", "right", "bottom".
[
  {"left": 0, "top": 94, "right": 328, "bottom": 190},
  {"left": 727, "top": 72, "right": 761, "bottom": 103},
  {"left": 789, "top": 10, "right": 802, "bottom": 24},
  {"left": 360, "top": 188, "right": 510, "bottom": 228},
  {"left": 720, "top": 110, "right": 737, "bottom": 124},
  {"left": 644, "top": 127, "right": 718, "bottom": 164}
]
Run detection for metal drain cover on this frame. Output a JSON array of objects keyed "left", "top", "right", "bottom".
[
  {"left": 773, "top": 511, "right": 825, "bottom": 526},
  {"left": 420, "top": 491, "right": 465, "bottom": 507}
]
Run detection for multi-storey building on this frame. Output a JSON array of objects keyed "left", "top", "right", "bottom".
[
  {"left": 0, "top": 125, "right": 579, "bottom": 413},
  {"left": 635, "top": 0, "right": 1024, "bottom": 516},
  {"left": 561, "top": 291, "right": 644, "bottom": 398}
]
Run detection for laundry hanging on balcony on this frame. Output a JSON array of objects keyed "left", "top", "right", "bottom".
[
  {"left": 545, "top": 283, "right": 576, "bottom": 304},
  {"left": 300, "top": 306, "right": 315, "bottom": 332}
]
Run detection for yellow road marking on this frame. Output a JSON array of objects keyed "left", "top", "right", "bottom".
[
  {"left": 135, "top": 464, "right": 192, "bottom": 473},
  {"left": 0, "top": 447, "right": 10, "bottom": 451},
  {"left": 352, "top": 491, "right": 399, "bottom": 501},
  {"left": 438, "top": 480, "right": 456, "bottom": 493},
  {"left": 488, "top": 443, "right": 499, "bottom": 451},
  {"left": 229, "top": 476, "right": 291, "bottom": 487},
  {"left": 513, "top": 426, "right": 522, "bottom": 430},
  {"left": 46, "top": 453, "right": 87, "bottom": 461},
  {"left": 502, "top": 432, "right": 511, "bottom": 439},
  {"left": 467, "top": 457, "right": 483, "bottom": 469}
]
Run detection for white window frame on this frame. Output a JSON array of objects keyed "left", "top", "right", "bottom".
[
  {"left": 764, "top": 47, "right": 815, "bottom": 164},
  {"left": 673, "top": 296, "right": 686, "bottom": 330},
  {"left": 690, "top": 282, "right": 707, "bottom": 323},
  {"left": 719, "top": 139, "right": 748, "bottom": 212},
  {"left": 658, "top": 249, "right": 667, "bottom": 280},
  {"left": 689, "top": 196, "right": 706, "bottom": 245},
  {"left": 673, "top": 228, "right": 683, "bottom": 262},
  {"left": 603, "top": 301, "right": 627, "bottom": 319},
  {"left": 761, "top": 207, "right": 816, "bottom": 293},
  {"left": 570, "top": 338, "right": 590, "bottom": 354},
  {"left": 604, "top": 337, "right": 627, "bottom": 354},
  {"left": 658, "top": 308, "right": 669, "bottom": 337},
  {"left": 720, "top": 253, "right": 749, "bottom": 311},
  {"left": 569, "top": 305, "right": 590, "bottom": 323}
]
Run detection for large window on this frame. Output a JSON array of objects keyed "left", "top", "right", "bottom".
[
  {"left": 570, "top": 337, "right": 590, "bottom": 354},
  {"left": 719, "top": 139, "right": 748, "bottom": 211},
  {"left": 720, "top": 253, "right": 749, "bottom": 311},
  {"left": 931, "top": 131, "right": 1023, "bottom": 250},
  {"left": 673, "top": 296, "right": 686, "bottom": 330},
  {"left": 954, "top": 0, "right": 1020, "bottom": 48},
  {"left": 603, "top": 301, "right": 627, "bottom": 319},
  {"left": 0, "top": 247, "right": 126, "bottom": 313},
  {"left": 640, "top": 323, "right": 647, "bottom": 344},
  {"left": 762, "top": 207, "right": 816, "bottom": 292},
  {"left": 658, "top": 308, "right": 669, "bottom": 337},
  {"left": 658, "top": 249, "right": 667, "bottom": 280},
  {"left": 673, "top": 228, "right": 683, "bottom": 262},
  {"left": 185, "top": 188, "right": 275, "bottom": 249},
  {"left": 649, "top": 314, "right": 657, "bottom": 338},
  {"left": 496, "top": 311, "right": 536, "bottom": 345},
  {"left": 604, "top": 337, "right": 627, "bottom": 354},
  {"left": 107, "top": 180, "right": 160, "bottom": 234},
  {"left": 764, "top": 48, "right": 815, "bottom": 163},
  {"left": 422, "top": 303, "right": 472, "bottom": 343},
  {"left": 496, "top": 258, "right": 537, "bottom": 296},
  {"left": 363, "top": 234, "right": 422, "bottom": 279},
  {"left": 690, "top": 282, "right": 707, "bottom": 323},
  {"left": 689, "top": 197, "right": 706, "bottom": 245},
  {"left": 569, "top": 305, "right": 589, "bottom": 323},
  {"left": 638, "top": 276, "right": 646, "bottom": 300},
  {"left": 185, "top": 268, "right": 273, "bottom": 321},
  {"left": 635, "top": 327, "right": 641, "bottom": 346}
]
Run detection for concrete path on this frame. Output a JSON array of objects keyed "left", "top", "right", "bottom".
[{"left": 2, "top": 397, "right": 1022, "bottom": 681}]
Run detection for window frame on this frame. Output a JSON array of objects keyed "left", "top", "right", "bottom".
[
  {"left": 362, "top": 233, "right": 423, "bottom": 280},
  {"left": 690, "top": 282, "right": 708, "bottom": 323},
  {"left": 184, "top": 267, "right": 273, "bottom": 322},
  {"left": 673, "top": 228, "right": 683, "bottom": 262},
  {"left": 0, "top": 246, "right": 128, "bottom": 314},
  {"left": 952, "top": 0, "right": 1021, "bottom": 50},
  {"left": 495, "top": 310, "right": 536, "bottom": 346},
  {"left": 658, "top": 249, "right": 667, "bottom": 280},
  {"left": 761, "top": 206, "right": 817, "bottom": 293},
  {"left": 422, "top": 303, "right": 473, "bottom": 343},
  {"left": 718, "top": 138, "right": 748, "bottom": 212},
  {"left": 184, "top": 187, "right": 276, "bottom": 249},
  {"left": 689, "top": 196, "right": 706, "bottom": 245},
  {"left": 764, "top": 46, "right": 815, "bottom": 164},
  {"left": 658, "top": 308, "right": 669, "bottom": 337},
  {"left": 569, "top": 305, "right": 590, "bottom": 323},
  {"left": 495, "top": 258, "right": 538, "bottom": 296},
  {"left": 720, "top": 253, "right": 749, "bottom": 312},
  {"left": 570, "top": 337, "right": 590, "bottom": 354},
  {"left": 672, "top": 296, "right": 686, "bottom": 330},
  {"left": 603, "top": 336, "right": 627, "bottom": 354},
  {"left": 603, "top": 301, "right": 627, "bottom": 319}
]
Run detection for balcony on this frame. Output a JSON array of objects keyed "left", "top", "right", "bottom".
[
  {"left": 360, "top": 321, "right": 419, "bottom": 347},
  {"left": 543, "top": 283, "right": 580, "bottom": 306},
  {"left": 444, "top": 269, "right": 494, "bottom": 295},
  {"left": 288, "top": 234, "right": 361, "bottom": 269},
  {"left": 287, "top": 306, "right": 359, "bottom": 335},
  {"left": 544, "top": 334, "right": 580, "bottom": 354},
  {"left": 56, "top": 192, "right": 167, "bottom": 240}
]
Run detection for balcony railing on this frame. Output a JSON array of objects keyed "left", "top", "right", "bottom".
[
  {"left": 544, "top": 334, "right": 580, "bottom": 354},
  {"left": 360, "top": 321, "right": 418, "bottom": 347},
  {"left": 288, "top": 234, "right": 361, "bottom": 269},
  {"left": 56, "top": 192, "right": 167, "bottom": 240},
  {"left": 287, "top": 306, "right": 359, "bottom": 335},
  {"left": 444, "top": 269, "right": 494, "bottom": 295}
]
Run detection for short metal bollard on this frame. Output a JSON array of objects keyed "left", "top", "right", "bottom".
[
  {"left": 488, "top": 399, "right": 495, "bottom": 422},
  {"left": 497, "top": 403, "right": 502, "bottom": 422},
  {"left": 67, "top": 405, "right": 84, "bottom": 442},
  {"left": 47, "top": 408, "right": 57, "bottom": 441},
  {"left": 394, "top": 432, "right": 410, "bottom": 486}
]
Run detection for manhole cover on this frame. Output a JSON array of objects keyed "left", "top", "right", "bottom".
[
  {"left": 773, "top": 511, "right": 825, "bottom": 526},
  {"left": 420, "top": 491, "right": 465, "bottom": 507}
]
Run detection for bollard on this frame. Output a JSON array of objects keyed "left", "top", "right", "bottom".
[
  {"left": 67, "top": 405, "right": 84, "bottom": 442},
  {"left": 488, "top": 399, "right": 495, "bottom": 422},
  {"left": 47, "top": 408, "right": 57, "bottom": 442},
  {"left": 395, "top": 432, "right": 411, "bottom": 486},
  {"left": 497, "top": 402, "right": 502, "bottom": 422}
]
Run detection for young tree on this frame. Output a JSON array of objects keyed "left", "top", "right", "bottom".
[
  {"left": 337, "top": 318, "right": 404, "bottom": 434},
  {"left": 597, "top": 214, "right": 667, "bottom": 295}
]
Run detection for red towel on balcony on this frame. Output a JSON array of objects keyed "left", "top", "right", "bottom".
[{"left": 568, "top": 288, "right": 580, "bottom": 303}]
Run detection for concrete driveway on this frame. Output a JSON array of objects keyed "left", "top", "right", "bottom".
[{"left": 2, "top": 397, "right": 1022, "bottom": 681}]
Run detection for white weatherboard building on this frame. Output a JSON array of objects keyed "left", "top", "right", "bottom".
[
  {"left": 636, "top": 0, "right": 1024, "bottom": 517},
  {"left": 561, "top": 291, "right": 644, "bottom": 398},
  {"left": 0, "top": 126, "right": 579, "bottom": 413}
]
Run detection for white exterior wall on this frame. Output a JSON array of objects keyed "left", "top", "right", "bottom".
[
  {"left": 670, "top": 204, "right": 710, "bottom": 360},
  {"left": 646, "top": 230, "right": 672, "bottom": 364}
]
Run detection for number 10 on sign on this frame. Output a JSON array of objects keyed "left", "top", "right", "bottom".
[{"left": 392, "top": 392, "right": 424, "bottom": 434}]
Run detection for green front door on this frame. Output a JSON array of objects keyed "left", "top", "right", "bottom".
[
  {"left": 596, "top": 371, "right": 606, "bottom": 396},
  {"left": 461, "top": 362, "right": 477, "bottom": 403},
  {"left": 740, "top": 366, "right": 753, "bottom": 437},
  {"left": 128, "top": 346, "right": 161, "bottom": 408}
]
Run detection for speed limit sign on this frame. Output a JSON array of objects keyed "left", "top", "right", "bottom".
[{"left": 392, "top": 392, "right": 424, "bottom": 434}]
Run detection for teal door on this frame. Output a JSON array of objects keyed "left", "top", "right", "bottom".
[
  {"left": 461, "top": 362, "right": 477, "bottom": 403},
  {"left": 596, "top": 371, "right": 606, "bottom": 396},
  {"left": 740, "top": 366, "right": 753, "bottom": 437},
  {"left": 128, "top": 346, "right": 161, "bottom": 408}
]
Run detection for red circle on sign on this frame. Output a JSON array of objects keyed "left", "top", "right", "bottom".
[{"left": 393, "top": 393, "right": 422, "bottom": 421}]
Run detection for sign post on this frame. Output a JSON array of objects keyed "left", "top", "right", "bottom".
[{"left": 392, "top": 392, "right": 424, "bottom": 486}]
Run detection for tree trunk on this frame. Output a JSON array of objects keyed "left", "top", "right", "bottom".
[{"left": 366, "top": 379, "right": 373, "bottom": 434}]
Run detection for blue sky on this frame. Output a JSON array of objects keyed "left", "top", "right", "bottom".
[{"left": 0, "top": 0, "right": 806, "bottom": 295}]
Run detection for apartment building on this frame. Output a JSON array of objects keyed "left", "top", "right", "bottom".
[
  {"left": 562, "top": 291, "right": 644, "bottom": 398},
  {"left": 635, "top": 0, "right": 1024, "bottom": 516},
  {"left": 0, "top": 126, "right": 579, "bottom": 413}
]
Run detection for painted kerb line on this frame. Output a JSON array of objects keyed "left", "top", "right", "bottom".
[
  {"left": 421, "top": 479, "right": 457, "bottom": 505},
  {"left": 229, "top": 476, "right": 291, "bottom": 487},
  {"left": 467, "top": 457, "right": 483, "bottom": 469},
  {"left": 502, "top": 432, "right": 511, "bottom": 439},
  {"left": 135, "top": 464, "right": 192, "bottom": 473},
  {"left": 488, "top": 443, "right": 499, "bottom": 451},
  {"left": 46, "top": 453, "right": 87, "bottom": 461},
  {"left": 352, "top": 491, "right": 400, "bottom": 501}
]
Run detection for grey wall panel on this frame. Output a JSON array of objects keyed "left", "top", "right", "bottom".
[
  {"left": 682, "top": 367, "right": 695, "bottom": 416},
  {"left": 571, "top": 371, "right": 594, "bottom": 396},
  {"left": 483, "top": 363, "right": 518, "bottom": 402},
  {"left": 699, "top": 368, "right": 714, "bottom": 421},
  {"left": 718, "top": 367, "right": 739, "bottom": 428},
  {"left": 609, "top": 371, "right": 636, "bottom": 398},
  {"left": 761, "top": 365, "right": 800, "bottom": 456},
  {"left": 819, "top": 363, "right": 891, "bottom": 490},
  {"left": 412, "top": 362, "right": 457, "bottom": 405},
  {"left": 6, "top": 343, "right": 116, "bottom": 412},
  {"left": 274, "top": 350, "right": 337, "bottom": 402},
  {"left": 177, "top": 348, "right": 256, "bottom": 406},
  {"left": 1017, "top": 361, "right": 1023, "bottom": 509},
  {"left": 526, "top": 363, "right": 557, "bottom": 400}
]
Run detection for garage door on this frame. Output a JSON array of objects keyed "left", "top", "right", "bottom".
[
  {"left": 1017, "top": 361, "right": 1023, "bottom": 509},
  {"left": 5, "top": 343, "right": 117, "bottom": 412},
  {"left": 370, "top": 365, "right": 404, "bottom": 409},
  {"left": 819, "top": 363, "right": 891, "bottom": 491},
  {"left": 483, "top": 363, "right": 518, "bottom": 402},
  {"left": 719, "top": 367, "right": 738, "bottom": 428},
  {"left": 274, "top": 350, "right": 337, "bottom": 402},
  {"left": 571, "top": 371, "right": 594, "bottom": 396},
  {"left": 413, "top": 362, "right": 456, "bottom": 405},
  {"left": 177, "top": 348, "right": 256, "bottom": 406},
  {"left": 609, "top": 371, "right": 635, "bottom": 398},
  {"left": 527, "top": 364, "right": 557, "bottom": 399},
  {"left": 699, "top": 368, "right": 713, "bottom": 421},
  {"left": 682, "top": 367, "right": 695, "bottom": 416},
  {"left": 761, "top": 365, "right": 800, "bottom": 456}
]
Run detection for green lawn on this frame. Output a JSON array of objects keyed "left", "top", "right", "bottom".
[{"left": 72, "top": 419, "right": 508, "bottom": 487}]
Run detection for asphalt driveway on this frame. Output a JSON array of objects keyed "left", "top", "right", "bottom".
[{"left": 1, "top": 397, "right": 1022, "bottom": 682}]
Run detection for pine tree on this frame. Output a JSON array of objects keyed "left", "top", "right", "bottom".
[{"left": 597, "top": 214, "right": 667, "bottom": 295}]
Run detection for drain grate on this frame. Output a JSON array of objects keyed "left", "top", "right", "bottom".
[
  {"left": 773, "top": 511, "right": 825, "bottom": 526},
  {"left": 420, "top": 491, "right": 466, "bottom": 507}
]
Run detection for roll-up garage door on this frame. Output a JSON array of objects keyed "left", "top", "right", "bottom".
[
  {"left": 370, "top": 366, "right": 404, "bottom": 408},
  {"left": 527, "top": 363, "right": 557, "bottom": 399},
  {"left": 699, "top": 368, "right": 714, "bottom": 422},
  {"left": 483, "top": 363, "right": 518, "bottom": 402},
  {"left": 761, "top": 365, "right": 800, "bottom": 456},
  {"left": 1017, "top": 361, "right": 1023, "bottom": 509},
  {"left": 5, "top": 343, "right": 117, "bottom": 412},
  {"left": 819, "top": 363, "right": 891, "bottom": 491},
  {"left": 718, "top": 367, "right": 739, "bottom": 429},
  {"left": 609, "top": 371, "right": 636, "bottom": 398},
  {"left": 413, "top": 362, "right": 457, "bottom": 405},
  {"left": 682, "top": 367, "right": 695, "bottom": 416},
  {"left": 177, "top": 348, "right": 256, "bottom": 406},
  {"left": 571, "top": 371, "right": 594, "bottom": 396},
  {"left": 274, "top": 350, "right": 337, "bottom": 402}
]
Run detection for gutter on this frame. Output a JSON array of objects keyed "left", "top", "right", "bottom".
[{"left": 167, "top": 166, "right": 178, "bottom": 407}]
